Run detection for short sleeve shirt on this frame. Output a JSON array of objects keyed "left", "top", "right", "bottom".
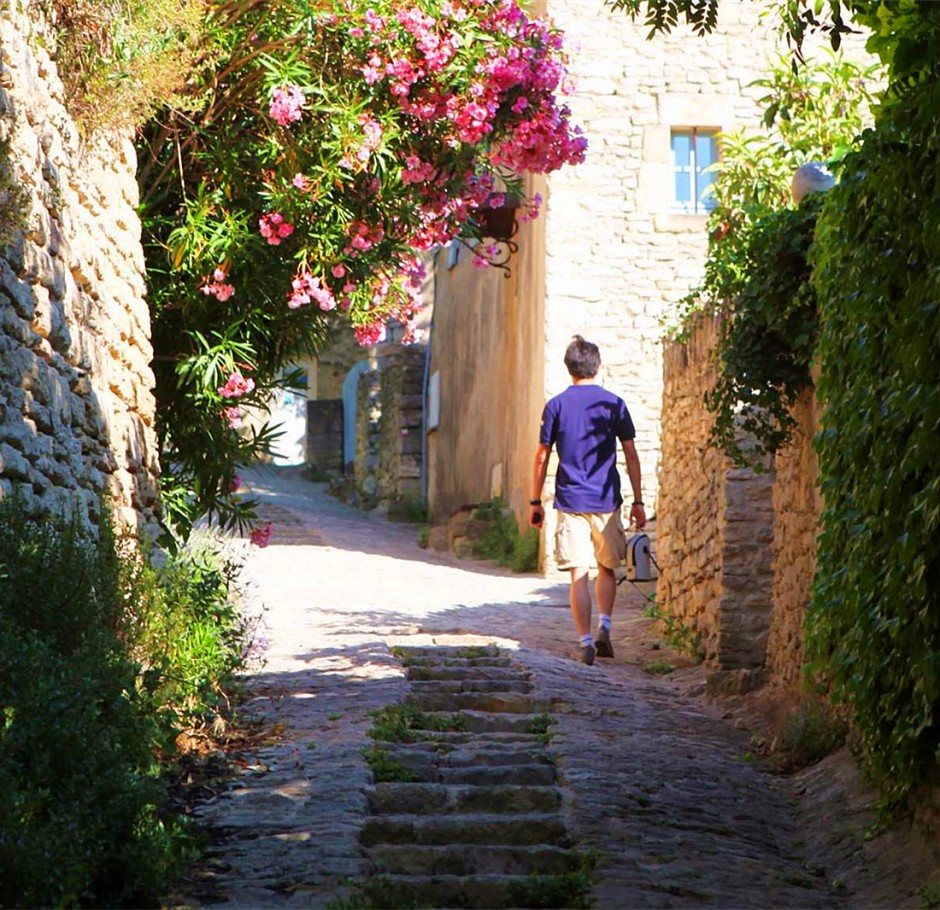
[{"left": 539, "top": 384, "right": 635, "bottom": 513}]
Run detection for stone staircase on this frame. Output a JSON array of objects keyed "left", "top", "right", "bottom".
[{"left": 357, "top": 645, "right": 591, "bottom": 909}]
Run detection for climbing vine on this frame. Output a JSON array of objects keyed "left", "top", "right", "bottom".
[{"left": 806, "top": 59, "right": 940, "bottom": 807}]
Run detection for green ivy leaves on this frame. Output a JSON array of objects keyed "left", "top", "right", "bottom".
[{"left": 808, "top": 59, "right": 940, "bottom": 806}]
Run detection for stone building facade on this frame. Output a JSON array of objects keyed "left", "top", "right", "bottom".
[
  {"left": 0, "top": 5, "right": 159, "bottom": 534},
  {"left": 427, "top": 2, "right": 779, "bottom": 569}
]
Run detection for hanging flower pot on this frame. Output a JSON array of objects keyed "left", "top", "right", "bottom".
[{"left": 475, "top": 195, "right": 520, "bottom": 242}]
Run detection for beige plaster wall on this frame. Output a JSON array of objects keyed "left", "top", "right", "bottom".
[
  {"left": 0, "top": 4, "right": 159, "bottom": 534},
  {"left": 427, "top": 174, "right": 547, "bottom": 531}
]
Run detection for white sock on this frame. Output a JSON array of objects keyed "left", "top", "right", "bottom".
[
  {"left": 580, "top": 633, "right": 594, "bottom": 649},
  {"left": 599, "top": 614, "right": 612, "bottom": 633}
]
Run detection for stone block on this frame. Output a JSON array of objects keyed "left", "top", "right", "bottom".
[
  {"left": 452, "top": 536, "right": 476, "bottom": 560},
  {"left": 427, "top": 526, "right": 450, "bottom": 552}
]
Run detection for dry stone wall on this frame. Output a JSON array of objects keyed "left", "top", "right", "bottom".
[
  {"left": 0, "top": 5, "right": 159, "bottom": 534},
  {"left": 766, "top": 386, "right": 821, "bottom": 688},
  {"left": 659, "top": 317, "right": 776, "bottom": 676}
]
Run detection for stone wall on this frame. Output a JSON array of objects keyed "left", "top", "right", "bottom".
[
  {"left": 659, "top": 316, "right": 776, "bottom": 674},
  {"left": 351, "top": 348, "right": 424, "bottom": 506},
  {"left": 766, "top": 385, "right": 821, "bottom": 688},
  {"left": 375, "top": 348, "right": 423, "bottom": 503},
  {"left": 0, "top": 4, "right": 159, "bottom": 534}
]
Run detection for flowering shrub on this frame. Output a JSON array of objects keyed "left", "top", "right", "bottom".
[{"left": 140, "top": 0, "right": 585, "bottom": 538}]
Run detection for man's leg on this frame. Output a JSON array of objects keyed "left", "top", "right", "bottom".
[
  {"left": 594, "top": 564, "right": 617, "bottom": 657},
  {"left": 569, "top": 567, "right": 596, "bottom": 665},
  {"left": 569, "top": 567, "right": 593, "bottom": 636},
  {"left": 595, "top": 563, "right": 616, "bottom": 618}
]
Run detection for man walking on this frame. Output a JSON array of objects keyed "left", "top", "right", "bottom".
[{"left": 529, "top": 336, "right": 646, "bottom": 665}]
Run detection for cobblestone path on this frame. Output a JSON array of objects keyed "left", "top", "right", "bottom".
[{"left": 174, "top": 469, "right": 847, "bottom": 909}]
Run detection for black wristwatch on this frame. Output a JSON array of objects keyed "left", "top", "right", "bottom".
[{"left": 529, "top": 499, "right": 541, "bottom": 506}]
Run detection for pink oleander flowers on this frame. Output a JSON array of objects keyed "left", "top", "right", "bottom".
[{"left": 245, "top": 0, "right": 585, "bottom": 346}]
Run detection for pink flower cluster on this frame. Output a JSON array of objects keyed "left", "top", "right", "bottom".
[
  {"left": 219, "top": 369, "right": 255, "bottom": 432},
  {"left": 345, "top": 220, "right": 385, "bottom": 255},
  {"left": 335, "top": 0, "right": 586, "bottom": 176},
  {"left": 201, "top": 267, "right": 235, "bottom": 302},
  {"left": 219, "top": 370, "right": 255, "bottom": 399},
  {"left": 250, "top": 0, "right": 586, "bottom": 348},
  {"left": 269, "top": 84, "right": 305, "bottom": 126},
  {"left": 250, "top": 521, "right": 273, "bottom": 547},
  {"left": 288, "top": 271, "right": 337, "bottom": 311},
  {"left": 260, "top": 212, "right": 295, "bottom": 245}
]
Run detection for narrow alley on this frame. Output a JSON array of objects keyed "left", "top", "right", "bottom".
[{"left": 172, "top": 468, "right": 888, "bottom": 910}]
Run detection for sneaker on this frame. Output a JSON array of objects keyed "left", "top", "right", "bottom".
[
  {"left": 595, "top": 627, "right": 614, "bottom": 659},
  {"left": 580, "top": 644, "right": 596, "bottom": 666}
]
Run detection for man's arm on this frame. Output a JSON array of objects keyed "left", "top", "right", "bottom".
[
  {"left": 622, "top": 438, "right": 647, "bottom": 530},
  {"left": 529, "top": 442, "right": 551, "bottom": 528}
]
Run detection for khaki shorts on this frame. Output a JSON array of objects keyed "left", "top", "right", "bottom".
[{"left": 554, "top": 510, "right": 626, "bottom": 571}]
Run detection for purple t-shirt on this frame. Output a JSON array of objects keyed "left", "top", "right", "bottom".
[{"left": 539, "top": 384, "right": 635, "bottom": 513}]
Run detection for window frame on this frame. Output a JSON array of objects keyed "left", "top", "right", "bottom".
[{"left": 670, "top": 127, "right": 720, "bottom": 216}]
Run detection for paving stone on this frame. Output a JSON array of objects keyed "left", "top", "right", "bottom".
[{"left": 172, "top": 468, "right": 848, "bottom": 910}]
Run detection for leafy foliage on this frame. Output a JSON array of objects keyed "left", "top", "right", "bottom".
[
  {"left": 48, "top": 0, "right": 207, "bottom": 133},
  {"left": 0, "top": 493, "right": 260, "bottom": 906},
  {"left": 704, "top": 198, "right": 821, "bottom": 466},
  {"left": 806, "top": 45, "right": 940, "bottom": 806},
  {"left": 604, "top": 0, "right": 718, "bottom": 37},
  {"left": 666, "top": 51, "right": 878, "bottom": 463},
  {"left": 472, "top": 497, "right": 540, "bottom": 572},
  {"left": 135, "top": 0, "right": 585, "bottom": 539},
  {"left": 0, "top": 497, "right": 186, "bottom": 907}
]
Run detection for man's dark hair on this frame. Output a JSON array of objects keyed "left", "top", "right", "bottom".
[{"left": 564, "top": 335, "right": 601, "bottom": 379}]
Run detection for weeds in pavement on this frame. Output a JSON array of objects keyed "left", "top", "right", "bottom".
[
  {"left": 368, "top": 703, "right": 465, "bottom": 743},
  {"left": 642, "top": 600, "right": 703, "bottom": 661},
  {"left": 506, "top": 867, "right": 595, "bottom": 909},
  {"left": 361, "top": 747, "right": 418, "bottom": 783},
  {"left": 528, "top": 713, "right": 555, "bottom": 744},
  {"left": 918, "top": 881, "right": 940, "bottom": 909},
  {"left": 326, "top": 877, "right": 419, "bottom": 909},
  {"left": 643, "top": 659, "right": 675, "bottom": 676}
]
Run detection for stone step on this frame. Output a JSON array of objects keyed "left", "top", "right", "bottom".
[
  {"left": 426, "top": 711, "right": 549, "bottom": 734},
  {"left": 367, "top": 783, "right": 561, "bottom": 815},
  {"left": 408, "top": 691, "right": 538, "bottom": 714},
  {"left": 439, "top": 763, "right": 556, "bottom": 787},
  {"left": 355, "top": 872, "right": 586, "bottom": 909},
  {"left": 387, "top": 739, "right": 550, "bottom": 762},
  {"left": 401, "top": 655, "right": 513, "bottom": 668},
  {"left": 368, "top": 843, "right": 582, "bottom": 877},
  {"left": 407, "top": 665, "right": 529, "bottom": 682},
  {"left": 402, "top": 729, "right": 545, "bottom": 746},
  {"left": 361, "top": 813, "right": 570, "bottom": 847},
  {"left": 407, "top": 678, "right": 532, "bottom": 695}
]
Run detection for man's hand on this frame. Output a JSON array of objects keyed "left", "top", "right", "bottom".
[
  {"left": 529, "top": 504, "right": 544, "bottom": 528},
  {"left": 630, "top": 502, "right": 647, "bottom": 530}
]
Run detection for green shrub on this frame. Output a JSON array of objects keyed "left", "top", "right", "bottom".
[
  {"left": 0, "top": 496, "right": 191, "bottom": 907},
  {"left": 123, "top": 532, "right": 263, "bottom": 739},
  {"left": 386, "top": 497, "right": 428, "bottom": 524},
  {"left": 771, "top": 703, "right": 848, "bottom": 774},
  {"left": 471, "top": 498, "right": 539, "bottom": 573},
  {"left": 0, "top": 495, "right": 260, "bottom": 906}
]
